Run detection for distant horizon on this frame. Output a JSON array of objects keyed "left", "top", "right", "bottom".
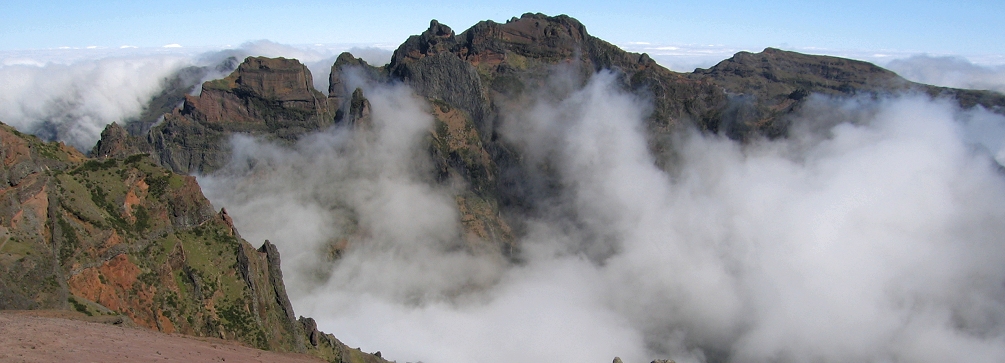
[
  {"left": 4, "top": 2, "right": 1002, "bottom": 57},
  {"left": 4, "top": 38, "right": 1005, "bottom": 76}
]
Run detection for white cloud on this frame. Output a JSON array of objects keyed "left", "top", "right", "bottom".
[
  {"left": 0, "top": 55, "right": 191, "bottom": 150},
  {"left": 0, "top": 40, "right": 395, "bottom": 150},
  {"left": 200, "top": 70, "right": 1005, "bottom": 363},
  {"left": 886, "top": 55, "right": 1005, "bottom": 93}
]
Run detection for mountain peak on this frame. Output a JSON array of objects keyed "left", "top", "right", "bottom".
[{"left": 222, "top": 56, "right": 319, "bottom": 102}]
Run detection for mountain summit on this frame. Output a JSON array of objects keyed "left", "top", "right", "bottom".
[{"left": 5, "top": 12, "right": 1005, "bottom": 363}]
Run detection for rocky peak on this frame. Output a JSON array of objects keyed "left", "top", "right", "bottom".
[
  {"left": 145, "top": 56, "right": 337, "bottom": 174},
  {"left": 389, "top": 13, "right": 590, "bottom": 70},
  {"left": 328, "top": 52, "right": 387, "bottom": 124},
  {"left": 428, "top": 19, "right": 455, "bottom": 37},
  {"left": 329, "top": 52, "right": 364, "bottom": 98},
  {"left": 389, "top": 20, "right": 460, "bottom": 67},
  {"left": 349, "top": 88, "right": 372, "bottom": 123},
  {"left": 91, "top": 122, "right": 148, "bottom": 159},
  {"left": 697, "top": 47, "right": 908, "bottom": 95},
  {"left": 182, "top": 56, "right": 329, "bottom": 125},
  {"left": 461, "top": 13, "right": 588, "bottom": 60},
  {"left": 231, "top": 57, "right": 318, "bottom": 102}
]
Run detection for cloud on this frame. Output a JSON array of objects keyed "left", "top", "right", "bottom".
[
  {"left": 344, "top": 46, "right": 394, "bottom": 66},
  {"left": 618, "top": 43, "right": 747, "bottom": 72},
  {"left": 0, "top": 40, "right": 393, "bottom": 150},
  {"left": 884, "top": 55, "right": 1005, "bottom": 93},
  {"left": 0, "top": 55, "right": 191, "bottom": 150},
  {"left": 199, "top": 69, "right": 1005, "bottom": 363},
  {"left": 2, "top": 36, "right": 1003, "bottom": 361},
  {"left": 194, "top": 41, "right": 394, "bottom": 95}
]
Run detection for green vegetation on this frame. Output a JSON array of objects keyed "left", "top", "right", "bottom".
[
  {"left": 68, "top": 297, "right": 92, "bottom": 316},
  {"left": 75, "top": 159, "right": 118, "bottom": 173},
  {"left": 203, "top": 78, "right": 235, "bottom": 91},
  {"left": 36, "top": 142, "right": 64, "bottom": 160},
  {"left": 125, "top": 153, "right": 147, "bottom": 164},
  {"left": 133, "top": 205, "right": 151, "bottom": 231},
  {"left": 137, "top": 271, "right": 158, "bottom": 287},
  {"left": 146, "top": 174, "right": 170, "bottom": 198},
  {"left": 57, "top": 217, "right": 80, "bottom": 264},
  {"left": 219, "top": 300, "right": 269, "bottom": 350}
]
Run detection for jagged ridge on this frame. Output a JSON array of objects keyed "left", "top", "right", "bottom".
[{"left": 0, "top": 122, "right": 386, "bottom": 363}]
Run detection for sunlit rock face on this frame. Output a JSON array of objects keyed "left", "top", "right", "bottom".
[{"left": 32, "top": 12, "right": 1005, "bottom": 363}]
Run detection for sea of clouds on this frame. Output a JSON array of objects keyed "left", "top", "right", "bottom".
[
  {"left": 200, "top": 70, "right": 1005, "bottom": 363},
  {"left": 0, "top": 41, "right": 393, "bottom": 150},
  {"left": 3, "top": 41, "right": 1005, "bottom": 363}
]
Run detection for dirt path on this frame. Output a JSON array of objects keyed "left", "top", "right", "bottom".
[{"left": 0, "top": 310, "right": 326, "bottom": 363}]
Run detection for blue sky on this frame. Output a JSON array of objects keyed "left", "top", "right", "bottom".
[{"left": 3, "top": 0, "right": 1003, "bottom": 56}]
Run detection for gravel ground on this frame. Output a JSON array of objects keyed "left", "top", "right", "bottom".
[{"left": 0, "top": 310, "right": 326, "bottom": 363}]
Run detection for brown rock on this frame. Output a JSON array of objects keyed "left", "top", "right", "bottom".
[{"left": 90, "top": 122, "right": 146, "bottom": 159}]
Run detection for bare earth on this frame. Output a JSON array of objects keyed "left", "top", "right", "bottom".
[{"left": 0, "top": 310, "right": 326, "bottom": 363}]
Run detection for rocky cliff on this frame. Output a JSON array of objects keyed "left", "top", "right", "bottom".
[
  {"left": 9, "top": 11, "right": 1005, "bottom": 363},
  {"left": 144, "top": 57, "right": 338, "bottom": 175},
  {"left": 0, "top": 121, "right": 386, "bottom": 363},
  {"left": 96, "top": 12, "right": 1005, "bottom": 262},
  {"left": 692, "top": 47, "right": 1005, "bottom": 138}
]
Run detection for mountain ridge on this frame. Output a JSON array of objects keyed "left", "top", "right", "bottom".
[{"left": 5, "top": 11, "right": 1005, "bottom": 363}]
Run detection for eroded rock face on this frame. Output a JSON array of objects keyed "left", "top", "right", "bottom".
[
  {"left": 148, "top": 57, "right": 337, "bottom": 175},
  {"left": 0, "top": 121, "right": 387, "bottom": 363},
  {"left": 370, "top": 13, "right": 730, "bottom": 253},
  {"left": 109, "top": 13, "right": 1005, "bottom": 261},
  {"left": 692, "top": 47, "right": 1005, "bottom": 138},
  {"left": 91, "top": 122, "right": 150, "bottom": 160},
  {"left": 386, "top": 13, "right": 726, "bottom": 138}
]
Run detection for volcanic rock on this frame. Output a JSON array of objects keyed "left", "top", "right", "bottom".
[
  {"left": 0, "top": 120, "right": 387, "bottom": 362},
  {"left": 693, "top": 47, "right": 1005, "bottom": 138},
  {"left": 148, "top": 56, "right": 337, "bottom": 174}
]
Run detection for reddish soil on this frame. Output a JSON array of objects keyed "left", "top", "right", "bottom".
[{"left": 0, "top": 310, "right": 325, "bottom": 363}]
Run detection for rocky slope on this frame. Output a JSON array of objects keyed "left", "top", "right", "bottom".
[
  {"left": 147, "top": 56, "right": 337, "bottom": 175},
  {"left": 7, "top": 11, "right": 1005, "bottom": 363},
  {"left": 95, "top": 12, "right": 1005, "bottom": 262},
  {"left": 0, "top": 122, "right": 386, "bottom": 363},
  {"left": 691, "top": 47, "right": 1005, "bottom": 138},
  {"left": 0, "top": 310, "right": 332, "bottom": 363}
]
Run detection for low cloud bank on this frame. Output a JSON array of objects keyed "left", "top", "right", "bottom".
[
  {"left": 0, "top": 55, "right": 191, "bottom": 150},
  {"left": 881, "top": 55, "right": 1005, "bottom": 93},
  {"left": 0, "top": 41, "right": 394, "bottom": 151},
  {"left": 200, "top": 71, "right": 1005, "bottom": 363}
]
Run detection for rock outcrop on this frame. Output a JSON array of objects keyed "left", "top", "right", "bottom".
[
  {"left": 692, "top": 47, "right": 1005, "bottom": 138},
  {"left": 147, "top": 57, "right": 337, "bottom": 174},
  {"left": 98, "top": 12, "right": 1005, "bottom": 262},
  {"left": 15, "top": 11, "right": 1005, "bottom": 363},
  {"left": 0, "top": 121, "right": 386, "bottom": 363}
]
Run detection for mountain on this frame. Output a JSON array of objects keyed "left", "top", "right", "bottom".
[
  {"left": 7, "top": 11, "right": 1005, "bottom": 363},
  {"left": 100, "top": 13, "right": 1005, "bottom": 258},
  {"left": 0, "top": 122, "right": 387, "bottom": 363},
  {"left": 691, "top": 47, "right": 1005, "bottom": 138}
]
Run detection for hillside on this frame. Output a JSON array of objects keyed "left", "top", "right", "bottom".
[
  {"left": 0, "top": 122, "right": 386, "bottom": 363},
  {"left": 4, "top": 11, "right": 1005, "bottom": 363}
]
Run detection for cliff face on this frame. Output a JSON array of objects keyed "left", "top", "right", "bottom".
[
  {"left": 19, "top": 11, "right": 1005, "bottom": 362},
  {"left": 99, "top": 12, "right": 1005, "bottom": 260},
  {"left": 691, "top": 47, "right": 1005, "bottom": 138},
  {"left": 387, "top": 14, "right": 726, "bottom": 134},
  {"left": 0, "top": 121, "right": 386, "bottom": 363},
  {"left": 363, "top": 14, "right": 735, "bottom": 253},
  {"left": 145, "top": 57, "right": 337, "bottom": 175}
]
